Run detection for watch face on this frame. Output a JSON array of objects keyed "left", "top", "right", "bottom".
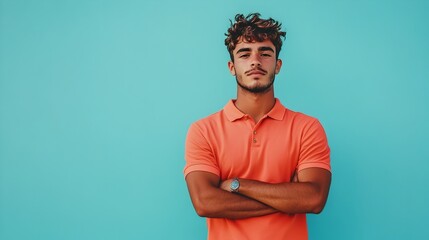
[{"left": 231, "top": 179, "right": 239, "bottom": 191}]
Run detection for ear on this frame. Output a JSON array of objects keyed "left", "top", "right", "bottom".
[
  {"left": 275, "top": 59, "right": 282, "bottom": 74},
  {"left": 228, "top": 61, "right": 236, "bottom": 76}
]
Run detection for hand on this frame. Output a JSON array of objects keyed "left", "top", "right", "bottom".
[{"left": 220, "top": 179, "right": 233, "bottom": 192}]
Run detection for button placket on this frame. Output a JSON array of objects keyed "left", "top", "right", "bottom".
[{"left": 252, "top": 129, "right": 257, "bottom": 143}]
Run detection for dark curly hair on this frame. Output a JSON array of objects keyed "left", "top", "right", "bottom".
[{"left": 225, "top": 13, "right": 286, "bottom": 61}]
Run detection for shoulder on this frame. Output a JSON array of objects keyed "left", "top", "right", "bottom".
[
  {"left": 196, "top": 109, "right": 223, "bottom": 123},
  {"left": 284, "top": 107, "right": 320, "bottom": 125},
  {"left": 188, "top": 109, "right": 226, "bottom": 134},
  {"left": 281, "top": 107, "right": 329, "bottom": 139}
]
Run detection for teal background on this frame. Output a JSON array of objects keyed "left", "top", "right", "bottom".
[{"left": 1, "top": 0, "right": 428, "bottom": 239}]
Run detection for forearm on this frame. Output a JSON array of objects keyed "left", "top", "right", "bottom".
[
  {"left": 238, "top": 179, "right": 324, "bottom": 214},
  {"left": 220, "top": 169, "right": 331, "bottom": 214},
  {"left": 193, "top": 187, "right": 277, "bottom": 219},
  {"left": 185, "top": 171, "right": 278, "bottom": 219}
]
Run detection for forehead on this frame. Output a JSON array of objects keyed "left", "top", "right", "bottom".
[{"left": 233, "top": 39, "right": 275, "bottom": 53}]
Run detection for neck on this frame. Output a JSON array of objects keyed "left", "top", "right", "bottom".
[{"left": 234, "top": 87, "right": 276, "bottom": 123}]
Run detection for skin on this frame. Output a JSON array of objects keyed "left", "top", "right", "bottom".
[
  {"left": 228, "top": 39, "right": 282, "bottom": 123},
  {"left": 185, "top": 39, "right": 331, "bottom": 219}
]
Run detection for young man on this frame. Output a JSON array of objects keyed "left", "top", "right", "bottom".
[{"left": 184, "top": 13, "right": 331, "bottom": 240}]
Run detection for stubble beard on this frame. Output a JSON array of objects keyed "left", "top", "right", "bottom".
[{"left": 236, "top": 73, "right": 276, "bottom": 94}]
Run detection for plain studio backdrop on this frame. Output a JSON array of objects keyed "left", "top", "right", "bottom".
[{"left": 1, "top": 0, "right": 428, "bottom": 239}]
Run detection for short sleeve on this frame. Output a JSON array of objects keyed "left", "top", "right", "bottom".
[
  {"left": 184, "top": 122, "right": 220, "bottom": 178},
  {"left": 297, "top": 120, "right": 331, "bottom": 172}
]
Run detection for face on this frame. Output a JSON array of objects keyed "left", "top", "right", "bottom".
[{"left": 228, "top": 39, "right": 282, "bottom": 94}]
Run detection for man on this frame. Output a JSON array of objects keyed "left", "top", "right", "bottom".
[{"left": 184, "top": 13, "right": 331, "bottom": 240}]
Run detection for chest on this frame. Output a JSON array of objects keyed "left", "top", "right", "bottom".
[{"left": 210, "top": 120, "right": 300, "bottom": 182}]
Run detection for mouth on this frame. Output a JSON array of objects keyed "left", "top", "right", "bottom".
[{"left": 246, "top": 68, "right": 267, "bottom": 76}]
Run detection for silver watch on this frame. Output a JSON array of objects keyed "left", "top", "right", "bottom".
[{"left": 230, "top": 178, "right": 240, "bottom": 193}]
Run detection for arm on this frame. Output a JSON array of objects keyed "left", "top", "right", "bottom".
[
  {"left": 185, "top": 171, "right": 278, "bottom": 219},
  {"left": 220, "top": 167, "right": 331, "bottom": 214}
]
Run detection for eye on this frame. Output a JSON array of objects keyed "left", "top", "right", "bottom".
[
  {"left": 261, "top": 53, "right": 272, "bottom": 57},
  {"left": 239, "top": 54, "right": 250, "bottom": 58}
]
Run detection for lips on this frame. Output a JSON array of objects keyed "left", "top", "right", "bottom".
[{"left": 246, "top": 69, "right": 267, "bottom": 76}]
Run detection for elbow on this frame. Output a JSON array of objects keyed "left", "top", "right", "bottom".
[
  {"left": 194, "top": 204, "right": 209, "bottom": 217},
  {"left": 309, "top": 196, "right": 328, "bottom": 214},
  {"left": 310, "top": 205, "right": 324, "bottom": 214},
  {"left": 192, "top": 196, "right": 215, "bottom": 218},
  {"left": 195, "top": 204, "right": 218, "bottom": 218},
  {"left": 308, "top": 182, "right": 330, "bottom": 214}
]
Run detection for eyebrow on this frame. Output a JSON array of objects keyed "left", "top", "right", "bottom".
[
  {"left": 236, "top": 46, "right": 275, "bottom": 54},
  {"left": 258, "top": 46, "right": 275, "bottom": 52},
  {"left": 236, "top": 48, "right": 251, "bottom": 54}
]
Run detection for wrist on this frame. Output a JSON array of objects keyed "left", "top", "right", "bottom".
[{"left": 230, "top": 178, "right": 240, "bottom": 193}]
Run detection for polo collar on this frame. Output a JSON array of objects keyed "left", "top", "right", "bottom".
[
  {"left": 224, "top": 98, "right": 286, "bottom": 122},
  {"left": 267, "top": 98, "right": 286, "bottom": 120}
]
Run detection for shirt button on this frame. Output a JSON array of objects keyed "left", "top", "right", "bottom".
[
  {"left": 253, "top": 138, "right": 257, "bottom": 143},
  {"left": 253, "top": 131, "right": 257, "bottom": 135}
]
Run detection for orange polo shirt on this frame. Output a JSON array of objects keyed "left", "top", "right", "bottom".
[{"left": 184, "top": 99, "right": 331, "bottom": 240}]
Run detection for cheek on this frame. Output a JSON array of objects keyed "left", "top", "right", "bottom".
[{"left": 234, "top": 64, "right": 246, "bottom": 74}]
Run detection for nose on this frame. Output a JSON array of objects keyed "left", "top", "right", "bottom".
[{"left": 250, "top": 54, "right": 261, "bottom": 68}]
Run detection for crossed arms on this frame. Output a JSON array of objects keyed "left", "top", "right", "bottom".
[{"left": 185, "top": 167, "right": 331, "bottom": 219}]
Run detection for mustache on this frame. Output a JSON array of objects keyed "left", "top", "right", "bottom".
[{"left": 245, "top": 67, "right": 267, "bottom": 75}]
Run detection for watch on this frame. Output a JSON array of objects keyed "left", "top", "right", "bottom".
[{"left": 230, "top": 178, "right": 240, "bottom": 193}]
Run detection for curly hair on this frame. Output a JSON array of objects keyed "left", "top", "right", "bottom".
[{"left": 225, "top": 13, "right": 286, "bottom": 61}]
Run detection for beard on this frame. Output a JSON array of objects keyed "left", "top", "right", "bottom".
[{"left": 235, "top": 73, "right": 275, "bottom": 94}]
